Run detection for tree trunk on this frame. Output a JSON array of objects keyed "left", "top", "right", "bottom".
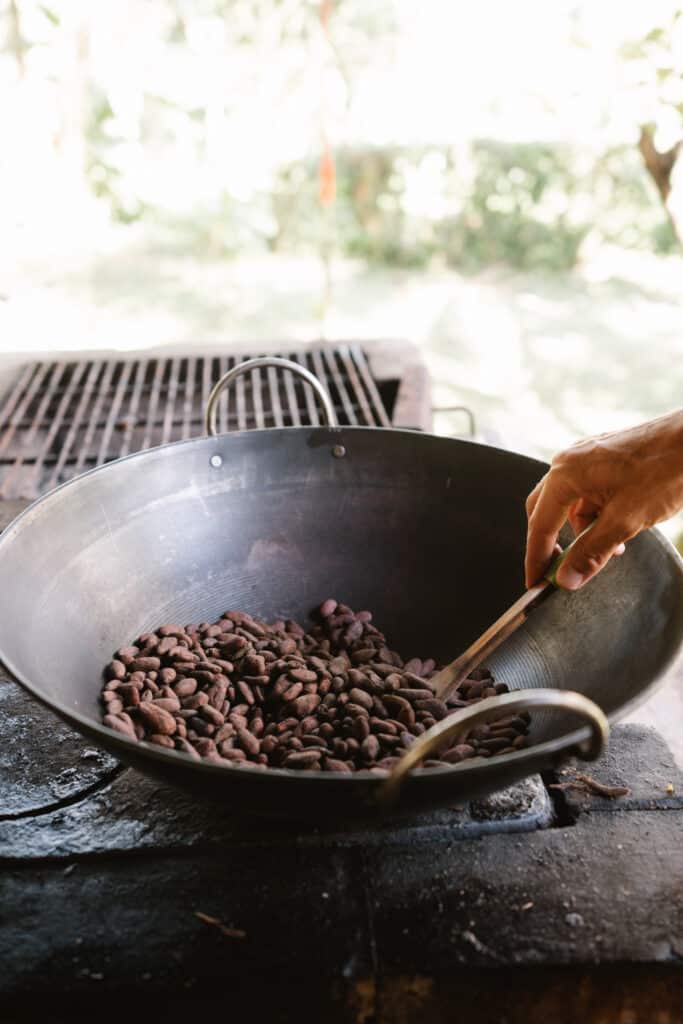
[
  {"left": 53, "top": 2, "right": 90, "bottom": 199},
  {"left": 8, "top": 0, "right": 25, "bottom": 77},
  {"left": 638, "top": 125, "right": 683, "bottom": 242}
]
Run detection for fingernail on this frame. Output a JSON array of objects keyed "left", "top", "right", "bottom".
[{"left": 556, "top": 564, "right": 585, "bottom": 590}]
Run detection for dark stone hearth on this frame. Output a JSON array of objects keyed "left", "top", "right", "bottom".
[
  {"left": 557, "top": 722, "right": 683, "bottom": 814},
  {"left": 1, "top": 689, "right": 681, "bottom": 1022},
  {"left": 0, "top": 675, "right": 118, "bottom": 818}
]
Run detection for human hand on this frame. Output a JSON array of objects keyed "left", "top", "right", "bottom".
[{"left": 525, "top": 409, "right": 683, "bottom": 590}]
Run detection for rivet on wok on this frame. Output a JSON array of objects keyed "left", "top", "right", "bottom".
[
  {"left": 332, "top": 445, "right": 346, "bottom": 458},
  {"left": 210, "top": 454, "right": 223, "bottom": 468}
]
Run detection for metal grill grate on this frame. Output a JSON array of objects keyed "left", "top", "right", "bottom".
[{"left": 0, "top": 345, "right": 391, "bottom": 500}]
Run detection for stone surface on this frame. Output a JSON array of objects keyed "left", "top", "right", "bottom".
[
  {"left": 0, "top": 675, "right": 119, "bottom": 818},
  {"left": 364, "top": 811, "right": 683, "bottom": 971},
  {"left": 469, "top": 773, "right": 551, "bottom": 824},
  {"left": 0, "top": 753, "right": 553, "bottom": 860},
  {"left": 558, "top": 723, "right": 683, "bottom": 816},
  {"left": 0, "top": 808, "right": 681, "bottom": 1005},
  {"left": 0, "top": 846, "right": 372, "bottom": 998}
]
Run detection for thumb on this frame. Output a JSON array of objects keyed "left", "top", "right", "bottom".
[{"left": 555, "top": 514, "right": 631, "bottom": 591}]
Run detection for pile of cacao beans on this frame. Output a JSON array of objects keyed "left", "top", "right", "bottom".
[{"left": 100, "top": 600, "right": 529, "bottom": 772}]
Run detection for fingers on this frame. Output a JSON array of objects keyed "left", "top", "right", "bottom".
[
  {"left": 568, "top": 497, "right": 600, "bottom": 537},
  {"left": 567, "top": 498, "right": 624, "bottom": 554},
  {"left": 555, "top": 512, "right": 636, "bottom": 590},
  {"left": 525, "top": 469, "right": 578, "bottom": 587},
  {"left": 525, "top": 476, "right": 545, "bottom": 522}
]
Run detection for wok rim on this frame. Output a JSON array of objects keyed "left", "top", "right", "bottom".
[{"left": 1, "top": 425, "right": 682, "bottom": 789}]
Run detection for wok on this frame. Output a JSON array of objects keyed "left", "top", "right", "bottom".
[{"left": 0, "top": 357, "right": 682, "bottom": 823}]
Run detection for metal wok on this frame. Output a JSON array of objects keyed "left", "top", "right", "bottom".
[{"left": 0, "top": 358, "right": 682, "bottom": 823}]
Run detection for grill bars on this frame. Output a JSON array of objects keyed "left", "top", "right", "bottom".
[{"left": 0, "top": 346, "right": 391, "bottom": 500}]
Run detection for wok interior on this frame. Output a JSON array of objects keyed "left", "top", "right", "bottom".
[{"left": 1, "top": 427, "right": 682, "bottom": 755}]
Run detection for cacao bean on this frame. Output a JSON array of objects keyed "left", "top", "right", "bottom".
[{"left": 136, "top": 703, "right": 176, "bottom": 735}]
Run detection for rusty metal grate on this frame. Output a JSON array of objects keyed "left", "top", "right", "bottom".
[{"left": 0, "top": 345, "right": 391, "bottom": 500}]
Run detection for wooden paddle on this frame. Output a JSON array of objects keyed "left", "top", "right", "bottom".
[{"left": 429, "top": 530, "right": 589, "bottom": 701}]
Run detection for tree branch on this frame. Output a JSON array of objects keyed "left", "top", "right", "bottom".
[
  {"left": 638, "top": 125, "right": 683, "bottom": 244},
  {"left": 638, "top": 125, "right": 680, "bottom": 202}
]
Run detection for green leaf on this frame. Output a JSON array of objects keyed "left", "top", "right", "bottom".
[{"left": 39, "top": 5, "right": 60, "bottom": 26}]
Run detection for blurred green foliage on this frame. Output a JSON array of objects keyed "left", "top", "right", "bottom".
[
  {"left": 72, "top": 2, "right": 677, "bottom": 272},
  {"left": 83, "top": 95, "right": 677, "bottom": 271},
  {"left": 266, "top": 140, "right": 678, "bottom": 272},
  {"left": 6, "top": 0, "right": 678, "bottom": 273}
]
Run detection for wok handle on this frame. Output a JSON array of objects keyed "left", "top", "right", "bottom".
[
  {"left": 432, "top": 404, "right": 476, "bottom": 438},
  {"left": 383, "top": 688, "right": 609, "bottom": 800},
  {"left": 204, "top": 357, "right": 338, "bottom": 436}
]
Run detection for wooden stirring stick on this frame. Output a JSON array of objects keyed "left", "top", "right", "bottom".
[
  {"left": 428, "top": 579, "right": 551, "bottom": 701},
  {"left": 429, "top": 528, "right": 590, "bottom": 702}
]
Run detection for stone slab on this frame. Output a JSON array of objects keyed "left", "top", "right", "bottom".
[
  {"left": 0, "top": 675, "right": 119, "bottom": 818},
  {"left": 558, "top": 723, "right": 683, "bottom": 816},
  {"left": 0, "top": 808, "right": 681, "bottom": 1006},
  {"left": 364, "top": 811, "right": 683, "bottom": 972},
  {"left": 0, "top": 845, "right": 373, "bottom": 998},
  {"left": 0, "top": 758, "right": 553, "bottom": 860}
]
